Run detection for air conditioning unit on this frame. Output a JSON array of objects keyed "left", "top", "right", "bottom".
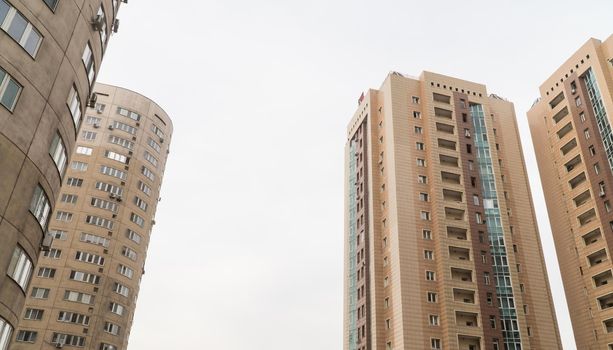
[
  {"left": 160, "top": 138, "right": 164, "bottom": 143},
  {"left": 117, "top": 197, "right": 123, "bottom": 202},
  {"left": 55, "top": 342, "right": 64, "bottom": 349},
  {"left": 122, "top": 0, "right": 128, "bottom": 3},
  {"left": 136, "top": 122, "right": 140, "bottom": 127},
  {"left": 41, "top": 232, "right": 54, "bottom": 252},
  {"left": 93, "top": 123, "right": 100, "bottom": 128},
  {"left": 91, "top": 14, "right": 104, "bottom": 31},
  {"left": 108, "top": 125, "right": 114, "bottom": 130},
  {"left": 109, "top": 193, "right": 116, "bottom": 199},
  {"left": 112, "top": 19, "right": 120, "bottom": 33}
]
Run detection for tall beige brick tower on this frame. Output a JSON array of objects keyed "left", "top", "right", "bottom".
[
  {"left": 344, "top": 72, "right": 561, "bottom": 350},
  {"left": 528, "top": 35, "right": 613, "bottom": 349},
  {"left": 10, "top": 83, "right": 172, "bottom": 349},
  {"left": 0, "top": 1, "right": 122, "bottom": 348}
]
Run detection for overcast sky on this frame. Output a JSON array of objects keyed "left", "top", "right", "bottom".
[{"left": 96, "top": 1, "right": 613, "bottom": 349}]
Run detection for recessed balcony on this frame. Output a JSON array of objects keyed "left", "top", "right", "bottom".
[
  {"left": 573, "top": 190, "right": 592, "bottom": 207},
  {"left": 557, "top": 122, "right": 574, "bottom": 139},
  {"left": 598, "top": 292, "right": 613, "bottom": 310},
  {"left": 433, "top": 93, "right": 451, "bottom": 104},
  {"left": 569, "top": 172, "right": 587, "bottom": 189},
  {"left": 438, "top": 138, "right": 457, "bottom": 151},
  {"left": 604, "top": 318, "right": 613, "bottom": 333},
  {"left": 577, "top": 208, "right": 597, "bottom": 227},
  {"left": 560, "top": 138, "right": 577, "bottom": 156},
  {"left": 588, "top": 249, "right": 608, "bottom": 267},
  {"left": 549, "top": 91, "right": 565, "bottom": 109},
  {"left": 453, "top": 289, "right": 475, "bottom": 304},
  {"left": 440, "top": 154, "right": 459, "bottom": 167},
  {"left": 447, "top": 226, "right": 468, "bottom": 240},
  {"left": 449, "top": 246, "right": 470, "bottom": 261},
  {"left": 436, "top": 122, "right": 455, "bottom": 135},
  {"left": 583, "top": 228, "right": 602, "bottom": 246},
  {"left": 593, "top": 270, "right": 613, "bottom": 288},
  {"left": 565, "top": 155, "right": 582, "bottom": 173},
  {"left": 458, "top": 335, "right": 481, "bottom": 350},
  {"left": 456, "top": 311, "right": 479, "bottom": 327},
  {"left": 442, "top": 171, "right": 461, "bottom": 185},
  {"left": 553, "top": 106, "right": 569, "bottom": 124},
  {"left": 435, "top": 107, "right": 453, "bottom": 119},
  {"left": 445, "top": 207, "right": 465, "bottom": 221},
  {"left": 443, "top": 189, "right": 463, "bottom": 203},
  {"left": 451, "top": 267, "right": 473, "bottom": 283}
]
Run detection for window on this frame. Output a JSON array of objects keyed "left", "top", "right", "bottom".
[
  {"left": 110, "top": 302, "right": 125, "bottom": 316},
  {"left": 67, "top": 85, "right": 82, "bottom": 128},
  {"left": 121, "top": 246, "right": 137, "bottom": 261},
  {"left": 421, "top": 211, "right": 430, "bottom": 220},
  {"left": 75, "top": 250, "right": 105, "bottom": 265},
  {"left": 109, "top": 135, "right": 134, "bottom": 150},
  {"left": 424, "top": 250, "right": 434, "bottom": 260},
  {"left": 117, "top": 106, "right": 140, "bottom": 121},
  {"left": 466, "top": 144, "right": 472, "bottom": 153},
  {"left": 589, "top": 145, "right": 596, "bottom": 156},
  {"left": 141, "top": 165, "right": 155, "bottom": 181},
  {"left": 144, "top": 151, "right": 158, "bottom": 167},
  {"left": 24, "top": 308, "right": 44, "bottom": 321},
  {"left": 85, "top": 215, "right": 113, "bottom": 230},
  {"left": 113, "top": 282, "right": 129, "bottom": 297},
  {"left": 7, "top": 246, "right": 33, "bottom": 291},
  {"left": 100, "top": 165, "right": 127, "bottom": 180},
  {"left": 427, "top": 292, "right": 437, "bottom": 303},
  {"left": 147, "top": 137, "right": 161, "bottom": 153},
  {"left": 418, "top": 175, "right": 427, "bottom": 184},
  {"left": 412, "top": 96, "right": 420, "bottom": 104},
  {"left": 385, "top": 318, "right": 391, "bottom": 329},
  {"left": 600, "top": 182, "right": 606, "bottom": 196},
  {"left": 576, "top": 96, "right": 582, "bottom": 107},
  {"left": 71, "top": 161, "right": 88, "bottom": 171},
  {"left": 86, "top": 115, "right": 101, "bottom": 125},
  {"left": 426, "top": 271, "right": 435, "bottom": 281},
  {"left": 104, "top": 322, "right": 120, "bottom": 335},
  {"left": 66, "top": 178, "right": 83, "bottom": 188},
  {"left": 0, "top": 66, "right": 21, "bottom": 111},
  {"left": 112, "top": 120, "right": 136, "bottom": 134},
  {"left": 484, "top": 272, "right": 490, "bottom": 285},
  {"left": 473, "top": 194, "right": 480, "bottom": 206},
  {"left": 416, "top": 142, "right": 425, "bottom": 150},
  {"left": 55, "top": 211, "right": 73, "bottom": 222},
  {"left": 42, "top": 248, "right": 62, "bottom": 259},
  {"left": 96, "top": 5, "right": 107, "bottom": 45},
  {"left": 134, "top": 196, "right": 148, "bottom": 211},
  {"left": 585, "top": 128, "right": 591, "bottom": 139},
  {"left": 101, "top": 343, "right": 117, "bottom": 350},
  {"left": 82, "top": 130, "right": 97, "bottom": 140},
  {"left": 75, "top": 232, "right": 111, "bottom": 249},
  {"left": 459, "top": 99, "right": 466, "bottom": 108},
  {"left": 15, "top": 330, "right": 37, "bottom": 343},
  {"left": 423, "top": 229, "right": 432, "bottom": 240},
  {"left": 69, "top": 270, "right": 100, "bottom": 284},
  {"left": 82, "top": 42, "right": 95, "bottom": 84},
  {"left": 95, "top": 181, "right": 123, "bottom": 196},
  {"left": 90, "top": 197, "right": 117, "bottom": 212},
  {"left": 30, "top": 287, "right": 50, "bottom": 299},
  {"left": 417, "top": 158, "right": 426, "bottom": 167},
  {"left": 151, "top": 124, "right": 165, "bottom": 138},
  {"left": 130, "top": 212, "right": 145, "bottom": 227},
  {"left": 431, "top": 338, "right": 441, "bottom": 350},
  {"left": 383, "top": 276, "right": 389, "bottom": 287},
  {"left": 413, "top": 111, "right": 421, "bottom": 119},
  {"left": 105, "top": 150, "right": 127, "bottom": 163},
  {"left": 138, "top": 180, "right": 152, "bottom": 196},
  {"left": 475, "top": 212, "right": 482, "bottom": 224},
  {"left": 30, "top": 184, "right": 51, "bottom": 228},
  {"left": 384, "top": 297, "right": 389, "bottom": 308},
  {"left": 76, "top": 146, "right": 93, "bottom": 155},
  {"left": 117, "top": 264, "right": 134, "bottom": 279},
  {"left": 414, "top": 126, "right": 423, "bottom": 134},
  {"left": 37, "top": 267, "right": 56, "bottom": 278},
  {"left": 49, "top": 133, "right": 67, "bottom": 174},
  {"left": 419, "top": 193, "right": 429, "bottom": 202},
  {"left": 429, "top": 315, "right": 439, "bottom": 326},
  {"left": 52, "top": 333, "right": 85, "bottom": 347},
  {"left": 64, "top": 290, "right": 94, "bottom": 304},
  {"left": 490, "top": 315, "right": 497, "bottom": 328},
  {"left": 126, "top": 229, "right": 142, "bottom": 244},
  {"left": 595, "top": 163, "right": 601, "bottom": 175},
  {"left": 57, "top": 311, "right": 89, "bottom": 326},
  {"left": 0, "top": 2, "right": 42, "bottom": 57}
]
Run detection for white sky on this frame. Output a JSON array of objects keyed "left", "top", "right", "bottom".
[{"left": 96, "top": 0, "right": 613, "bottom": 348}]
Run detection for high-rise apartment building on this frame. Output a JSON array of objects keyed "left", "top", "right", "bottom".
[
  {"left": 9, "top": 83, "right": 172, "bottom": 350},
  {"left": 344, "top": 72, "right": 561, "bottom": 350},
  {"left": 528, "top": 35, "right": 613, "bottom": 349},
  {"left": 0, "top": 1, "right": 121, "bottom": 348}
]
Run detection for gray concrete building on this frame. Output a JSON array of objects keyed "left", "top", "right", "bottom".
[{"left": 0, "top": 1, "right": 122, "bottom": 348}]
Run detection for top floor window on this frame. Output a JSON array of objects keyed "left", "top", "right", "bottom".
[
  {"left": 117, "top": 107, "right": 141, "bottom": 121},
  {"left": 0, "top": 1, "right": 43, "bottom": 57},
  {"left": 43, "top": 0, "right": 58, "bottom": 10}
]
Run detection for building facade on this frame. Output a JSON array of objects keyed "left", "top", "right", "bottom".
[
  {"left": 528, "top": 35, "right": 613, "bottom": 349},
  {"left": 344, "top": 72, "right": 561, "bottom": 350},
  {"left": 9, "top": 83, "right": 172, "bottom": 349},
  {"left": 0, "top": 1, "right": 121, "bottom": 348}
]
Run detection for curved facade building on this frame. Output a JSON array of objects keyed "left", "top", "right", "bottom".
[
  {"left": 0, "top": 0, "right": 121, "bottom": 347},
  {"left": 10, "top": 83, "right": 172, "bottom": 349}
]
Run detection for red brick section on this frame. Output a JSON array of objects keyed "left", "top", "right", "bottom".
[{"left": 452, "top": 92, "right": 505, "bottom": 347}]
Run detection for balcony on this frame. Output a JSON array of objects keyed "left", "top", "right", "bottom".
[
  {"left": 445, "top": 207, "right": 465, "bottom": 221},
  {"left": 553, "top": 106, "right": 570, "bottom": 124},
  {"left": 443, "top": 189, "right": 463, "bottom": 203},
  {"left": 458, "top": 335, "right": 481, "bottom": 350},
  {"left": 560, "top": 138, "right": 578, "bottom": 156},
  {"left": 604, "top": 318, "right": 613, "bottom": 333},
  {"left": 593, "top": 270, "right": 613, "bottom": 288},
  {"left": 557, "top": 122, "right": 573, "bottom": 139},
  {"left": 442, "top": 171, "right": 461, "bottom": 185},
  {"left": 451, "top": 267, "right": 473, "bottom": 283},
  {"left": 447, "top": 226, "right": 468, "bottom": 240},
  {"left": 598, "top": 292, "right": 613, "bottom": 310},
  {"left": 453, "top": 289, "right": 475, "bottom": 304},
  {"left": 450, "top": 246, "right": 470, "bottom": 261},
  {"left": 565, "top": 155, "right": 582, "bottom": 173},
  {"left": 569, "top": 172, "right": 587, "bottom": 189},
  {"left": 435, "top": 107, "right": 453, "bottom": 119},
  {"left": 433, "top": 93, "right": 451, "bottom": 104},
  {"left": 456, "top": 311, "right": 479, "bottom": 327},
  {"left": 573, "top": 190, "right": 592, "bottom": 207},
  {"left": 549, "top": 91, "right": 565, "bottom": 109},
  {"left": 577, "top": 208, "right": 597, "bottom": 227},
  {"left": 438, "top": 138, "right": 457, "bottom": 151},
  {"left": 440, "top": 154, "right": 459, "bottom": 167},
  {"left": 583, "top": 228, "right": 602, "bottom": 246},
  {"left": 436, "top": 122, "right": 455, "bottom": 135},
  {"left": 588, "top": 249, "right": 608, "bottom": 267}
]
